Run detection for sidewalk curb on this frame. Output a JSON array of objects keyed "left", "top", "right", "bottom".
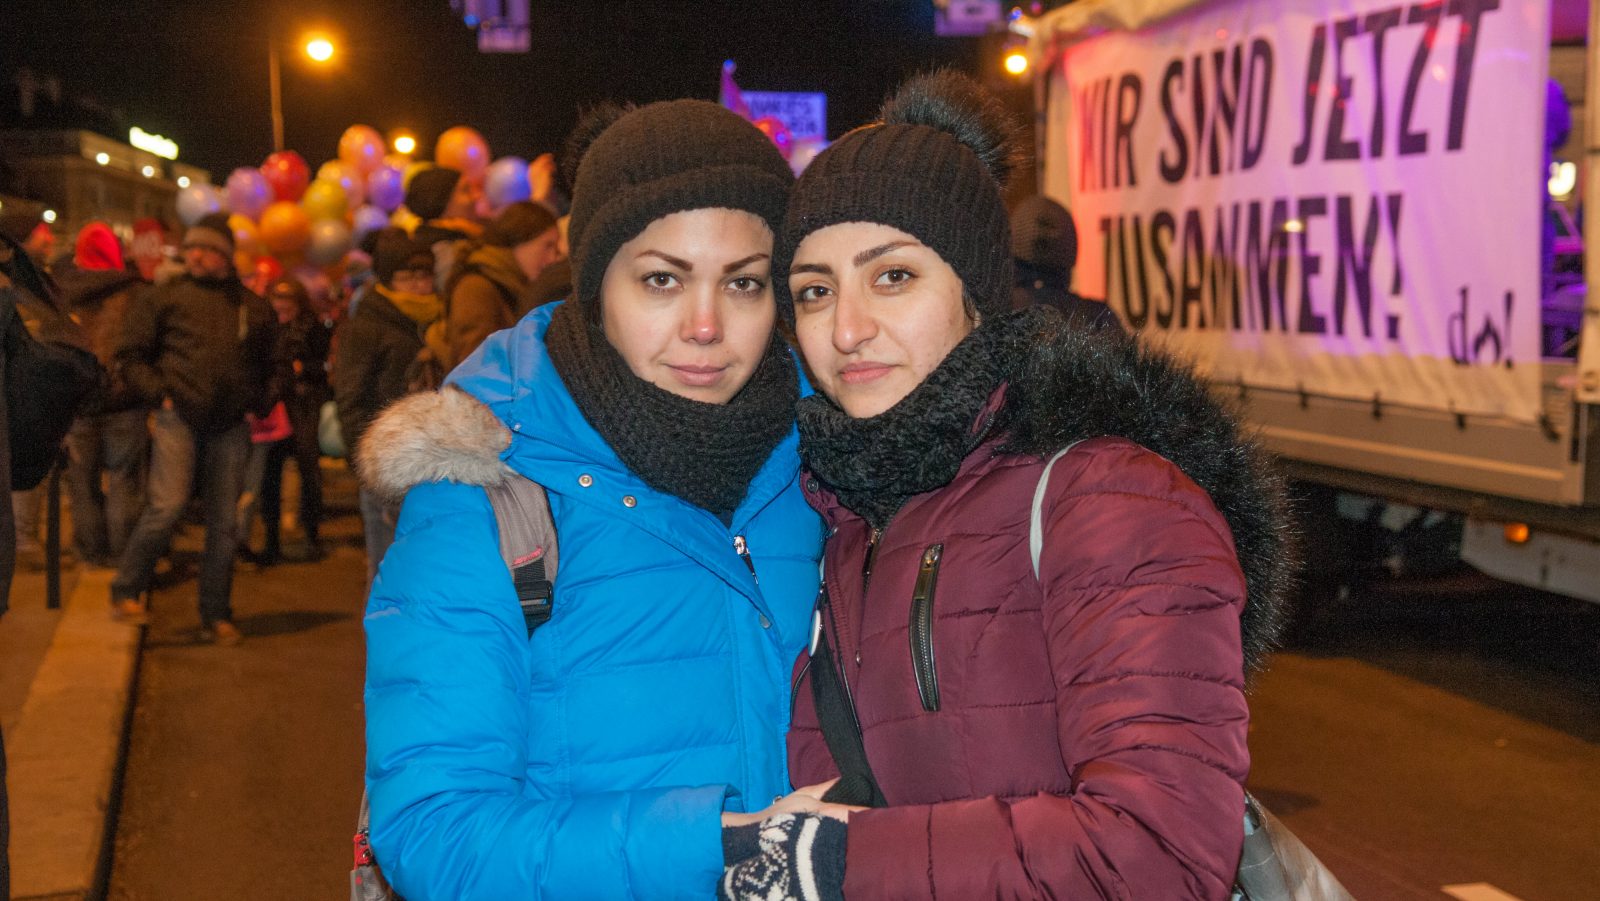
[{"left": 8, "top": 568, "right": 141, "bottom": 901}]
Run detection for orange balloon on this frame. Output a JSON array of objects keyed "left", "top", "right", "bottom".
[
  {"left": 338, "top": 124, "right": 386, "bottom": 176},
  {"left": 258, "top": 201, "right": 312, "bottom": 255},
  {"left": 435, "top": 126, "right": 490, "bottom": 179}
]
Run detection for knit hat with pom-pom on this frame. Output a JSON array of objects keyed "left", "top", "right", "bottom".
[
  {"left": 565, "top": 99, "right": 794, "bottom": 319},
  {"left": 776, "top": 70, "right": 1021, "bottom": 324}
]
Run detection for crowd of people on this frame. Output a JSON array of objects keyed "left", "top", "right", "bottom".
[
  {"left": 6, "top": 161, "right": 573, "bottom": 642},
  {"left": 4, "top": 69, "right": 1299, "bottom": 901}
]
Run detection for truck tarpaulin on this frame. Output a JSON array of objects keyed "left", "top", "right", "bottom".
[{"left": 1041, "top": 0, "right": 1550, "bottom": 422}]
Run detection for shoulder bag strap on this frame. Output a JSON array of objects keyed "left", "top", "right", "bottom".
[
  {"left": 483, "top": 474, "right": 558, "bottom": 637},
  {"left": 1030, "top": 441, "right": 1085, "bottom": 579},
  {"left": 808, "top": 595, "right": 889, "bottom": 809}
]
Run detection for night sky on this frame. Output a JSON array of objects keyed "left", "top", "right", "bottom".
[{"left": 6, "top": 0, "right": 1011, "bottom": 177}]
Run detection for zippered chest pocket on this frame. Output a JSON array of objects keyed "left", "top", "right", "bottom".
[{"left": 908, "top": 543, "right": 944, "bottom": 712}]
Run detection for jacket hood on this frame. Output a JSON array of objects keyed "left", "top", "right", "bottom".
[
  {"left": 357, "top": 386, "right": 516, "bottom": 504},
  {"left": 54, "top": 262, "right": 138, "bottom": 311},
  {"left": 996, "top": 315, "right": 1298, "bottom": 674},
  {"left": 358, "top": 303, "right": 812, "bottom": 531}
]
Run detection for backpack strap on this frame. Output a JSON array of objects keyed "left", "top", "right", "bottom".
[
  {"left": 484, "top": 474, "right": 558, "bottom": 637},
  {"left": 1030, "top": 440, "right": 1085, "bottom": 579}
]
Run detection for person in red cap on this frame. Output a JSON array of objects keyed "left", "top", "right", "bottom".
[{"left": 55, "top": 222, "right": 148, "bottom": 568}]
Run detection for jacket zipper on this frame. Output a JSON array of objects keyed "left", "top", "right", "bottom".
[
  {"left": 908, "top": 543, "right": 944, "bottom": 712},
  {"left": 732, "top": 534, "right": 759, "bottom": 585}
]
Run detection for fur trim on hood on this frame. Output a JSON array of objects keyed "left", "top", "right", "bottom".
[
  {"left": 357, "top": 386, "right": 515, "bottom": 504},
  {"left": 997, "top": 316, "right": 1298, "bottom": 675}
]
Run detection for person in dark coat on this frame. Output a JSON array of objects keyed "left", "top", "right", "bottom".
[
  {"left": 443, "top": 200, "right": 561, "bottom": 368},
  {"left": 333, "top": 229, "right": 440, "bottom": 583},
  {"left": 256, "top": 276, "right": 333, "bottom": 562},
  {"left": 109, "top": 212, "right": 278, "bottom": 644},
  {"left": 57, "top": 222, "right": 148, "bottom": 567},
  {"left": 717, "top": 72, "right": 1296, "bottom": 901},
  {"left": 1010, "top": 193, "right": 1121, "bottom": 330}
]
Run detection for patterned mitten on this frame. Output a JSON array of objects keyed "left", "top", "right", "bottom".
[{"left": 718, "top": 813, "right": 847, "bottom": 901}]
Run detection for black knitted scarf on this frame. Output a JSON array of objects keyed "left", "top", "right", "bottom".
[
  {"left": 546, "top": 301, "right": 798, "bottom": 520},
  {"left": 797, "top": 308, "right": 1045, "bottom": 529}
]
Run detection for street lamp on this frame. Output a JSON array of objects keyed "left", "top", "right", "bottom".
[{"left": 268, "top": 31, "right": 337, "bottom": 152}]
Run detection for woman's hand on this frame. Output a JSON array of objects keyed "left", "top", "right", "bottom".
[{"left": 721, "top": 778, "right": 864, "bottom": 827}]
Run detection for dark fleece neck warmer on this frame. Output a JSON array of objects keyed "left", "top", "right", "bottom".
[
  {"left": 797, "top": 308, "right": 1047, "bottom": 530},
  {"left": 546, "top": 301, "right": 798, "bottom": 520}
]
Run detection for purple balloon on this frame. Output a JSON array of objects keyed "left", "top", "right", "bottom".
[
  {"left": 351, "top": 205, "right": 389, "bottom": 241},
  {"left": 484, "top": 156, "right": 531, "bottom": 209},
  {"left": 225, "top": 167, "right": 272, "bottom": 220},
  {"left": 366, "top": 165, "right": 406, "bottom": 213}
]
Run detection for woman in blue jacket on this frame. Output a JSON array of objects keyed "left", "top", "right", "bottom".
[{"left": 358, "top": 100, "right": 829, "bottom": 899}]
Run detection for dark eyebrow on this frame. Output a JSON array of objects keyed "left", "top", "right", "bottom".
[
  {"left": 788, "top": 262, "right": 833, "bottom": 277},
  {"left": 722, "top": 253, "right": 770, "bottom": 274},
  {"left": 638, "top": 250, "right": 693, "bottom": 270},
  {"left": 854, "top": 241, "right": 917, "bottom": 267}
]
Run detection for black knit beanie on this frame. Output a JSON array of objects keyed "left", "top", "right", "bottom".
[
  {"left": 776, "top": 70, "right": 1020, "bottom": 325},
  {"left": 565, "top": 99, "right": 794, "bottom": 318},
  {"left": 370, "top": 227, "right": 435, "bottom": 286},
  {"left": 405, "top": 167, "right": 463, "bottom": 221}
]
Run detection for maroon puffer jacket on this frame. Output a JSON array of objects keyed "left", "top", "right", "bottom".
[{"left": 789, "top": 435, "right": 1251, "bottom": 900}]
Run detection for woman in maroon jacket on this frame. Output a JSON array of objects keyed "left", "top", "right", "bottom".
[{"left": 718, "top": 73, "right": 1295, "bottom": 900}]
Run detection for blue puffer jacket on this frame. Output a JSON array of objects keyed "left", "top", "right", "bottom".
[{"left": 361, "top": 304, "right": 824, "bottom": 900}]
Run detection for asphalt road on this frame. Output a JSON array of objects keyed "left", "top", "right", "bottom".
[{"left": 104, "top": 467, "right": 1599, "bottom": 900}]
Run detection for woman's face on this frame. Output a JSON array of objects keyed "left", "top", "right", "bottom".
[
  {"left": 600, "top": 208, "right": 776, "bottom": 405},
  {"left": 789, "top": 222, "right": 975, "bottom": 418},
  {"left": 513, "top": 227, "right": 562, "bottom": 283}
]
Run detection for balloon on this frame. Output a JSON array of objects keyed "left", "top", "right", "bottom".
[
  {"left": 351, "top": 204, "right": 389, "bottom": 241},
  {"left": 484, "top": 156, "right": 531, "bottom": 209},
  {"left": 338, "top": 124, "right": 386, "bottom": 176},
  {"left": 301, "top": 180, "right": 350, "bottom": 222},
  {"left": 261, "top": 151, "right": 311, "bottom": 202},
  {"left": 227, "top": 213, "right": 264, "bottom": 255},
  {"left": 752, "top": 116, "right": 794, "bottom": 160},
  {"left": 305, "top": 219, "right": 352, "bottom": 266},
  {"left": 435, "top": 126, "right": 490, "bottom": 179},
  {"left": 316, "top": 160, "right": 364, "bottom": 209},
  {"left": 175, "top": 183, "right": 222, "bottom": 226},
  {"left": 259, "top": 201, "right": 312, "bottom": 255},
  {"left": 225, "top": 168, "right": 272, "bottom": 220},
  {"left": 366, "top": 164, "right": 405, "bottom": 212}
]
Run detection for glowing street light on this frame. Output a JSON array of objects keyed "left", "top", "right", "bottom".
[
  {"left": 269, "top": 29, "right": 340, "bottom": 152},
  {"left": 305, "top": 36, "right": 335, "bottom": 63},
  {"left": 393, "top": 134, "right": 417, "bottom": 155}
]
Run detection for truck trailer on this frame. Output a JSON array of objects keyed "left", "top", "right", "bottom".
[{"left": 1021, "top": 0, "right": 1600, "bottom": 612}]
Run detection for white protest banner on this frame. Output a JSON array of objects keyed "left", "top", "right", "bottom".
[{"left": 1041, "top": 0, "right": 1549, "bottom": 422}]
